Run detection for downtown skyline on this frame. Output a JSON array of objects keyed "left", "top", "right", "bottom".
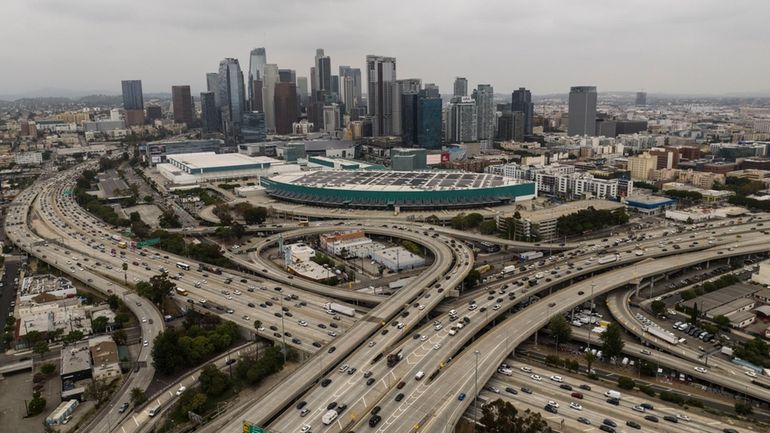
[{"left": 2, "top": 0, "right": 770, "bottom": 98}]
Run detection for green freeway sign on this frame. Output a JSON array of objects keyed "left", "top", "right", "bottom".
[
  {"left": 137, "top": 238, "right": 160, "bottom": 247},
  {"left": 242, "top": 421, "right": 264, "bottom": 433}
]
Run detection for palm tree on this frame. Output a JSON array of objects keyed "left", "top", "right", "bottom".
[
  {"left": 584, "top": 352, "right": 597, "bottom": 375},
  {"left": 122, "top": 262, "right": 128, "bottom": 284},
  {"left": 253, "top": 320, "right": 262, "bottom": 357}
]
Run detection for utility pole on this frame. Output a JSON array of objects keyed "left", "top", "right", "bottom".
[{"left": 473, "top": 350, "right": 480, "bottom": 433}]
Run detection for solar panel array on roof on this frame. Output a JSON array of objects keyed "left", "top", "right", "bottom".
[{"left": 289, "top": 170, "right": 510, "bottom": 191}]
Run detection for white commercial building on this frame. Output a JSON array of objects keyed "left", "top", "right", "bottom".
[
  {"left": 371, "top": 246, "right": 425, "bottom": 272},
  {"left": 46, "top": 399, "right": 79, "bottom": 426},
  {"left": 753, "top": 259, "right": 770, "bottom": 286},
  {"left": 19, "top": 274, "right": 77, "bottom": 303},
  {"left": 15, "top": 151, "right": 43, "bottom": 165},
  {"left": 156, "top": 152, "right": 297, "bottom": 186},
  {"left": 284, "top": 242, "right": 316, "bottom": 263},
  {"left": 17, "top": 297, "right": 91, "bottom": 339}
]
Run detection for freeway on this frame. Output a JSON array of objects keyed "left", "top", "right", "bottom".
[
  {"left": 410, "top": 240, "right": 770, "bottom": 433},
  {"left": 604, "top": 286, "right": 770, "bottom": 395},
  {"left": 4, "top": 175, "right": 165, "bottom": 433}
]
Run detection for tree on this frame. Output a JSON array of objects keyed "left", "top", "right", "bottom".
[
  {"left": 712, "top": 315, "right": 731, "bottom": 330},
  {"left": 650, "top": 300, "right": 666, "bottom": 316},
  {"left": 27, "top": 392, "right": 47, "bottom": 415},
  {"left": 548, "top": 315, "right": 572, "bottom": 351},
  {"left": 463, "top": 270, "right": 481, "bottom": 289},
  {"left": 137, "top": 274, "right": 175, "bottom": 307},
  {"left": 735, "top": 401, "right": 753, "bottom": 416},
  {"left": 151, "top": 330, "right": 185, "bottom": 375},
  {"left": 639, "top": 360, "right": 657, "bottom": 377},
  {"left": 85, "top": 380, "right": 112, "bottom": 406},
  {"left": 33, "top": 341, "right": 49, "bottom": 357},
  {"left": 601, "top": 323, "right": 625, "bottom": 360},
  {"left": 62, "top": 330, "right": 84, "bottom": 344},
  {"left": 107, "top": 294, "right": 120, "bottom": 310},
  {"left": 617, "top": 376, "right": 636, "bottom": 390},
  {"left": 112, "top": 329, "right": 127, "bottom": 345},
  {"left": 40, "top": 363, "right": 57, "bottom": 375},
  {"left": 130, "top": 387, "right": 147, "bottom": 405},
  {"left": 584, "top": 351, "right": 597, "bottom": 373},
  {"left": 478, "top": 399, "right": 547, "bottom": 433},
  {"left": 92, "top": 316, "right": 109, "bottom": 333},
  {"left": 213, "top": 204, "right": 233, "bottom": 226},
  {"left": 122, "top": 262, "right": 129, "bottom": 284},
  {"left": 231, "top": 221, "right": 246, "bottom": 239},
  {"left": 479, "top": 220, "right": 498, "bottom": 235},
  {"left": 690, "top": 302, "right": 700, "bottom": 325},
  {"left": 178, "top": 391, "right": 208, "bottom": 416},
  {"left": 199, "top": 363, "right": 230, "bottom": 397}
]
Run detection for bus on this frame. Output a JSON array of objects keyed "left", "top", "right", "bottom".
[
  {"left": 474, "top": 264, "right": 492, "bottom": 274},
  {"left": 175, "top": 287, "right": 188, "bottom": 296},
  {"left": 176, "top": 262, "right": 191, "bottom": 271},
  {"left": 117, "top": 241, "right": 127, "bottom": 249}
]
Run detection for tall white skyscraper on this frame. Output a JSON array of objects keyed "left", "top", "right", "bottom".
[
  {"left": 366, "top": 55, "right": 397, "bottom": 136},
  {"left": 262, "top": 64, "right": 279, "bottom": 132},
  {"left": 447, "top": 96, "right": 478, "bottom": 143}
]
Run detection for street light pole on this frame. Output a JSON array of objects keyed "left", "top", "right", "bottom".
[
  {"left": 587, "top": 283, "right": 596, "bottom": 350},
  {"left": 473, "top": 349, "right": 480, "bottom": 433}
]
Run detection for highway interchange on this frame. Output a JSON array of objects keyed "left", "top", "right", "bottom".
[{"left": 4, "top": 159, "right": 769, "bottom": 433}]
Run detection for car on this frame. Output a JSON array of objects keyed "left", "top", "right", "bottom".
[
  {"left": 300, "top": 408, "right": 310, "bottom": 417},
  {"left": 458, "top": 393, "right": 466, "bottom": 401},
  {"left": 547, "top": 400, "right": 559, "bottom": 408},
  {"left": 225, "top": 359, "right": 236, "bottom": 365},
  {"left": 723, "top": 429, "right": 739, "bottom": 433},
  {"left": 530, "top": 374, "right": 542, "bottom": 381},
  {"left": 485, "top": 385, "right": 500, "bottom": 393},
  {"left": 371, "top": 406, "right": 381, "bottom": 415},
  {"left": 321, "top": 378, "right": 332, "bottom": 387},
  {"left": 632, "top": 405, "right": 645, "bottom": 413},
  {"left": 694, "top": 366, "right": 708, "bottom": 374},
  {"left": 347, "top": 367, "right": 357, "bottom": 375},
  {"left": 745, "top": 370, "right": 757, "bottom": 377},
  {"left": 118, "top": 402, "right": 129, "bottom": 413},
  {"left": 176, "top": 385, "right": 186, "bottom": 395},
  {"left": 433, "top": 343, "right": 442, "bottom": 350},
  {"left": 577, "top": 417, "right": 591, "bottom": 425},
  {"left": 395, "top": 393, "right": 405, "bottom": 401},
  {"left": 143, "top": 340, "right": 148, "bottom": 347},
  {"left": 366, "top": 378, "right": 375, "bottom": 386},
  {"left": 397, "top": 381, "right": 406, "bottom": 389},
  {"left": 420, "top": 335, "right": 428, "bottom": 342},
  {"left": 369, "top": 341, "right": 377, "bottom": 347},
  {"left": 544, "top": 404, "right": 558, "bottom": 414},
  {"left": 603, "top": 419, "right": 617, "bottom": 428},
  {"left": 336, "top": 404, "right": 348, "bottom": 414},
  {"left": 369, "top": 415, "right": 382, "bottom": 427},
  {"left": 559, "top": 384, "right": 572, "bottom": 391},
  {"left": 663, "top": 415, "right": 678, "bottom": 423},
  {"left": 676, "top": 414, "right": 690, "bottom": 421},
  {"left": 364, "top": 371, "right": 373, "bottom": 378},
  {"left": 644, "top": 415, "right": 659, "bottom": 423},
  {"left": 296, "top": 401, "right": 307, "bottom": 410},
  {"left": 550, "top": 375, "right": 563, "bottom": 382},
  {"left": 606, "top": 397, "right": 620, "bottom": 405},
  {"left": 570, "top": 402, "right": 583, "bottom": 411},
  {"left": 640, "top": 402, "right": 654, "bottom": 410},
  {"left": 579, "top": 384, "right": 591, "bottom": 391},
  {"left": 327, "top": 402, "right": 337, "bottom": 410},
  {"left": 520, "top": 387, "right": 532, "bottom": 394},
  {"left": 626, "top": 420, "right": 641, "bottom": 429}
]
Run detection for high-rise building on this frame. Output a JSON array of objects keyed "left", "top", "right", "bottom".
[
  {"left": 323, "top": 104, "right": 342, "bottom": 132},
  {"left": 121, "top": 80, "right": 144, "bottom": 126},
  {"left": 251, "top": 79, "right": 263, "bottom": 112},
  {"left": 248, "top": 48, "right": 267, "bottom": 110},
  {"left": 146, "top": 105, "right": 162, "bottom": 122},
  {"left": 314, "top": 49, "right": 331, "bottom": 95},
  {"left": 241, "top": 111, "right": 266, "bottom": 142},
  {"left": 366, "top": 55, "right": 397, "bottom": 136},
  {"left": 453, "top": 77, "right": 468, "bottom": 97},
  {"left": 401, "top": 92, "right": 419, "bottom": 146},
  {"left": 447, "top": 96, "right": 477, "bottom": 143},
  {"left": 296, "top": 77, "right": 309, "bottom": 107},
  {"left": 121, "top": 80, "right": 143, "bottom": 110},
  {"left": 216, "top": 58, "right": 246, "bottom": 140},
  {"left": 331, "top": 75, "right": 339, "bottom": 98},
  {"left": 511, "top": 87, "right": 533, "bottom": 136},
  {"left": 423, "top": 83, "right": 440, "bottom": 98},
  {"left": 339, "top": 66, "right": 362, "bottom": 111},
  {"left": 279, "top": 69, "right": 296, "bottom": 83},
  {"left": 635, "top": 91, "right": 647, "bottom": 107},
  {"left": 497, "top": 111, "right": 524, "bottom": 142},
  {"left": 206, "top": 73, "right": 219, "bottom": 93},
  {"left": 417, "top": 90, "right": 442, "bottom": 149},
  {"left": 568, "top": 86, "right": 597, "bottom": 136},
  {"left": 274, "top": 82, "right": 298, "bottom": 135},
  {"left": 262, "top": 64, "right": 279, "bottom": 132},
  {"left": 200, "top": 92, "right": 219, "bottom": 133},
  {"left": 171, "top": 85, "right": 194, "bottom": 127},
  {"left": 628, "top": 152, "right": 658, "bottom": 180},
  {"left": 393, "top": 79, "right": 421, "bottom": 137},
  {"left": 473, "top": 84, "right": 495, "bottom": 143}
]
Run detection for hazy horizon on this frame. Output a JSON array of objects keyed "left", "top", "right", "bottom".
[{"left": 3, "top": 0, "right": 769, "bottom": 97}]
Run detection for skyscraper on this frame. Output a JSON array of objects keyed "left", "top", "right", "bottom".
[
  {"left": 216, "top": 58, "right": 246, "bottom": 140},
  {"left": 121, "top": 80, "right": 144, "bottom": 126},
  {"left": 366, "top": 55, "right": 397, "bottom": 136},
  {"left": 279, "top": 69, "right": 296, "bottom": 83},
  {"left": 296, "top": 77, "right": 309, "bottom": 107},
  {"left": 473, "top": 84, "right": 495, "bottom": 143},
  {"left": 635, "top": 91, "right": 647, "bottom": 107},
  {"left": 511, "top": 87, "right": 534, "bottom": 136},
  {"left": 339, "top": 66, "right": 363, "bottom": 113},
  {"left": 248, "top": 48, "right": 267, "bottom": 111},
  {"left": 241, "top": 111, "right": 266, "bottom": 142},
  {"left": 262, "top": 64, "right": 279, "bottom": 132},
  {"left": 447, "top": 96, "right": 477, "bottom": 143},
  {"left": 568, "top": 86, "right": 597, "bottom": 136},
  {"left": 423, "top": 83, "right": 440, "bottom": 98},
  {"left": 497, "top": 111, "right": 524, "bottom": 142},
  {"left": 453, "top": 77, "right": 468, "bottom": 97},
  {"left": 171, "top": 85, "right": 194, "bottom": 127},
  {"left": 396, "top": 79, "right": 421, "bottom": 143},
  {"left": 121, "top": 80, "right": 144, "bottom": 110},
  {"left": 206, "top": 73, "right": 219, "bottom": 93},
  {"left": 251, "top": 80, "right": 263, "bottom": 112},
  {"left": 200, "top": 92, "right": 219, "bottom": 133},
  {"left": 274, "top": 81, "right": 298, "bottom": 135},
  {"left": 417, "top": 90, "right": 442, "bottom": 149},
  {"left": 314, "top": 49, "right": 331, "bottom": 94}
]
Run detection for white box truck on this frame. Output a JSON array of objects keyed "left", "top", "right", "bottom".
[
  {"left": 604, "top": 390, "right": 621, "bottom": 400},
  {"left": 323, "top": 302, "right": 355, "bottom": 317}
]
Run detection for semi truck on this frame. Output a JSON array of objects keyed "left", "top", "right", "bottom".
[
  {"left": 643, "top": 326, "right": 679, "bottom": 345},
  {"left": 502, "top": 265, "right": 517, "bottom": 275},
  {"left": 323, "top": 302, "right": 355, "bottom": 317},
  {"left": 197, "top": 263, "right": 223, "bottom": 275},
  {"left": 519, "top": 251, "right": 544, "bottom": 261},
  {"left": 598, "top": 254, "right": 619, "bottom": 264}
]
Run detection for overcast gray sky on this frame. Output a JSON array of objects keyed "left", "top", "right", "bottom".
[{"left": 2, "top": 0, "right": 769, "bottom": 97}]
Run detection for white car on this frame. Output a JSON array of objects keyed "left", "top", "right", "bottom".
[
  {"left": 143, "top": 340, "right": 148, "bottom": 347},
  {"left": 141, "top": 317, "right": 147, "bottom": 323},
  {"left": 550, "top": 375, "right": 563, "bottom": 382},
  {"left": 745, "top": 370, "right": 757, "bottom": 377},
  {"left": 300, "top": 425, "right": 311, "bottom": 433},
  {"left": 417, "top": 304, "right": 425, "bottom": 310},
  {"left": 694, "top": 366, "right": 708, "bottom": 374},
  {"left": 530, "top": 374, "right": 542, "bottom": 381},
  {"left": 569, "top": 402, "right": 582, "bottom": 411},
  {"left": 368, "top": 341, "right": 376, "bottom": 347},
  {"left": 298, "top": 320, "right": 308, "bottom": 327},
  {"left": 176, "top": 385, "right": 186, "bottom": 395},
  {"left": 520, "top": 366, "right": 532, "bottom": 373},
  {"left": 632, "top": 405, "right": 645, "bottom": 413},
  {"left": 676, "top": 414, "right": 690, "bottom": 421},
  {"left": 420, "top": 335, "right": 428, "bottom": 342},
  {"left": 547, "top": 400, "right": 559, "bottom": 408},
  {"left": 433, "top": 343, "right": 442, "bottom": 350}
]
